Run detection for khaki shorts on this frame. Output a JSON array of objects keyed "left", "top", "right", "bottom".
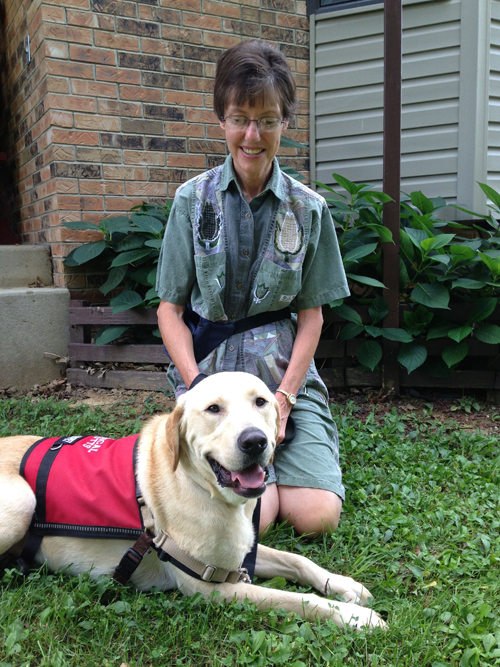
[{"left": 266, "top": 388, "right": 345, "bottom": 501}]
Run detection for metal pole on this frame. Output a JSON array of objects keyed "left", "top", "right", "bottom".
[{"left": 382, "top": 0, "right": 402, "bottom": 394}]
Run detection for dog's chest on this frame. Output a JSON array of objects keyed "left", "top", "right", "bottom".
[{"left": 21, "top": 435, "right": 144, "bottom": 539}]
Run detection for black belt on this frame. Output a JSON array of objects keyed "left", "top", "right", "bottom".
[{"left": 178, "top": 306, "right": 292, "bottom": 363}]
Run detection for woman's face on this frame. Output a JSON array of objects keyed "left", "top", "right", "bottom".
[{"left": 219, "top": 94, "right": 288, "bottom": 194}]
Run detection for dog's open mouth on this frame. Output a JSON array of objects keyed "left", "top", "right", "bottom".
[{"left": 207, "top": 456, "right": 269, "bottom": 498}]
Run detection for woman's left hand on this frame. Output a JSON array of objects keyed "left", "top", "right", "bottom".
[{"left": 275, "top": 391, "right": 293, "bottom": 445}]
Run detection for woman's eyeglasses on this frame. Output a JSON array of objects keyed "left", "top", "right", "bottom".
[{"left": 222, "top": 116, "right": 285, "bottom": 132}]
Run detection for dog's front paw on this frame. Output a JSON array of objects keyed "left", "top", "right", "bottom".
[
  {"left": 334, "top": 603, "right": 387, "bottom": 631},
  {"left": 325, "top": 575, "right": 373, "bottom": 606}
]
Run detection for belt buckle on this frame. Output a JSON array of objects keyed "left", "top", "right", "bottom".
[{"left": 201, "top": 564, "right": 217, "bottom": 582}]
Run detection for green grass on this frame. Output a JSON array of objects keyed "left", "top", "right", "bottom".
[{"left": 1, "top": 396, "right": 499, "bottom": 666}]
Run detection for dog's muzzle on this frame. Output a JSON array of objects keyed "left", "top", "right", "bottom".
[{"left": 207, "top": 456, "right": 270, "bottom": 499}]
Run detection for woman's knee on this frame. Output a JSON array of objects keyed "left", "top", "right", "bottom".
[
  {"left": 277, "top": 486, "right": 342, "bottom": 537},
  {"left": 259, "top": 483, "right": 279, "bottom": 534}
]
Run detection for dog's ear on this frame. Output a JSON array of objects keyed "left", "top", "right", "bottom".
[{"left": 165, "top": 404, "right": 184, "bottom": 472}]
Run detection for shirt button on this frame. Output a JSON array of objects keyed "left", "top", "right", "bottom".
[
  {"left": 245, "top": 212, "right": 251, "bottom": 219},
  {"left": 229, "top": 345, "right": 235, "bottom": 351},
  {"left": 243, "top": 249, "right": 249, "bottom": 256},
  {"left": 231, "top": 313, "right": 237, "bottom": 320},
  {"left": 237, "top": 283, "right": 242, "bottom": 290}
]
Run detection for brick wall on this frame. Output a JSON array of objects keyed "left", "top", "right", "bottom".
[{"left": 2, "top": 0, "right": 310, "bottom": 294}]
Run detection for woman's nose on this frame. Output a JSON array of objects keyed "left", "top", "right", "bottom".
[{"left": 244, "top": 120, "right": 261, "bottom": 140}]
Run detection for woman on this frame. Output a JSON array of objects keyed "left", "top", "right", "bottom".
[{"left": 156, "top": 40, "right": 349, "bottom": 536}]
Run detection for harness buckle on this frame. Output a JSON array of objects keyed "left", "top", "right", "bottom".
[{"left": 201, "top": 564, "right": 217, "bottom": 582}]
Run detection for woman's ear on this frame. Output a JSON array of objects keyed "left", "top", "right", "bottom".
[{"left": 164, "top": 403, "right": 184, "bottom": 472}]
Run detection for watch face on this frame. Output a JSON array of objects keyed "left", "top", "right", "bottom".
[{"left": 289, "top": 394, "right": 297, "bottom": 405}]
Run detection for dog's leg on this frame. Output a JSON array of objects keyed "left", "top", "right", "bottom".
[
  {"left": 174, "top": 569, "right": 385, "bottom": 631},
  {"left": 255, "top": 544, "right": 372, "bottom": 606},
  {"left": 0, "top": 473, "right": 36, "bottom": 555}
]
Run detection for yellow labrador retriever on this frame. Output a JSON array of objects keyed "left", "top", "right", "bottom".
[{"left": 0, "top": 372, "right": 385, "bottom": 630}]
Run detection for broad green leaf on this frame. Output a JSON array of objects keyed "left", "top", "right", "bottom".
[
  {"left": 398, "top": 342, "right": 427, "bottom": 374},
  {"left": 451, "top": 278, "right": 486, "bottom": 290},
  {"left": 447, "top": 326, "right": 473, "bottom": 343},
  {"left": 95, "top": 325, "right": 130, "bottom": 346},
  {"left": 357, "top": 340, "right": 382, "bottom": 371},
  {"left": 313, "top": 180, "right": 344, "bottom": 197},
  {"left": 147, "top": 267, "right": 158, "bottom": 286},
  {"left": 280, "top": 164, "right": 305, "bottom": 181},
  {"left": 279, "top": 136, "right": 308, "bottom": 149},
  {"left": 420, "top": 234, "right": 455, "bottom": 252},
  {"left": 335, "top": 304, "right": 362, "bottom": 325},
  {"left": 442, "top": 340, "right": 468, "bottom": 368},
  {"left": 332, "top": 172, "right": 358, "bottom": 195},
  {"left": 411, "top": 283, "right": 450, "bottom": 309},
  {"left": 410, "top": 191, "right": 434, "bottom": 214},
  {"left": 451, "top": 204, "right": 483, "bottom": 217},
  {"left": 428, "top": 254, "right": 451, "bottom": 266},
  {"left": 69, "top": 240, "right": 107, "bottom": 266},
  {"left": 131, "top": 213, "right": 164, "bottom": 235},
  {"left": 115, "top": 235, "right": 146, "bottom": 252},
  {"left": 474, "top": 324, "right": 500, "bottom": 344},
  {"left": 429, "top": 196, "right": 447, "bottom": 210},
  {"left": 427, "top": 323, "right": 451, "bottom": 340},
  {"left": 365, "top": 325, "right": 383, "bottom": 338},
  {"left": 346, "top": 273, "right": 387, "bottom": 288},
  {"left": 400, "top": 229, "right": 415, "bottom": 261},
  {"left": 145, "top": 239, "right": 163, "bottom": 249},
  {"left": 110, "top": 248, "right": 153, "bottom": 267},
  {"left": 468, "top": 297, "right": 497, "bottom": 323},
  {"left": 131, "top": 266, "right": 154, "bottom": 286},
  {"left": 478, "top": 252, "right": 500, "bottom": 279},
  {"left": 368, "top": 296, "right": 388, "bottom": 323},
  {"left": 144, "top": 287, "right": 158, "bottom": 301},
  {"left": 100, "top": 216, "right": 133, "bottom": 235},
  {"left": 343, "top": 243, "right": 378, "bottom": 263},
  {"left": 478, "top": 181, "right": 500, "bottom": 209},
  {"left": 63, "top": 221, "right": 100, "bottom": 231},
  {"left": 329, "top": 298, "right": 344, "bottom": 308},
  {"left": 405, "top": 227, "right": 428, "bottom": 250},
  {"left": 339, "top": 323, "right": 364, "bottom": 340},
  {"left": 381, "top": 328, "right": 414, "bottom": 343},
  {"left": 450, "top": 244, "right": 476, "bottom": 259},
  {"left": 400, "top": 259, "right": 410, "bottom": 288},
  {"left": 358, "top": 190, "right": 393, "bottom": 203},
  {"left": 110, "top": 290, "right": 143, "bottom": 314},
  {"left": 100, "top": 265, "right": 127, "bottom": 296},
  {"left": 404, "top": 305, "right": 434, "bottom": 334},
  {"left": 366, "top": 224, "right": 393, "bottom": 243}
]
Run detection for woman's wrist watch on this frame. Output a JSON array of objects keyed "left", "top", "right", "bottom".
[{"left": 276, "top": 388, "right": 297, "bottom": 406}]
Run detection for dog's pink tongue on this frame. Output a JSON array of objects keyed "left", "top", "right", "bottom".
[{"left": 231, "top": 463, "right": 265, "bottom": 489}]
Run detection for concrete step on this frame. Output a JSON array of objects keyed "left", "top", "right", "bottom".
[
  {"left": 0, "top": 286, "right": 70, "bottom": 390},
  {"left": 0, "top": 245, "right": 52, "bottom": 288}
]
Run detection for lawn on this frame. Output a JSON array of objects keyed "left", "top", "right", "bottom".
[{"left": 0, "top": 394, "right": 499, "bottom": 666}]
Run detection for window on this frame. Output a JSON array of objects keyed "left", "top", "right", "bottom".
[{"left": 307, "top": 0, "right": 383, "bottom": 14}]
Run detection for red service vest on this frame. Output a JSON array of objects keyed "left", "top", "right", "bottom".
[{"left": 20, "top": 435, "right": 144, "bottom": 540}]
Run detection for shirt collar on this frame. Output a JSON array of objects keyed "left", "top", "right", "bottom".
[{"left": 219, "top": 155, "right": 284, "bottom": 202}]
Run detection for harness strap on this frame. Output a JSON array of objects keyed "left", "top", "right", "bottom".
[
  {"left": 153, "top": 530, "right": 251, "bottom": 584},
  {"left": 113, "top": 531, "right": 155, "bottom": 586}
]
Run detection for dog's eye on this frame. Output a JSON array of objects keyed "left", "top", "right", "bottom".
[
  {"left": 256, "top": 397, "right": 267, "bottom": 407},
  {"left": 207, "top": 404, "right": 220, "bottom": 414}
]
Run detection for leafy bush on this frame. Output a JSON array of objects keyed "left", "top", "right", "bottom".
[
  {"left": 318, "top": 175, "right": 500, "bottom": 375},
  {"left": 64, "top": 202, "right": 170, "bottom": 344}
]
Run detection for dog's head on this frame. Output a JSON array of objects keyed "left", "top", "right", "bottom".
[{"left": 166, "top": 372, "right": 280, "bottom": 502}]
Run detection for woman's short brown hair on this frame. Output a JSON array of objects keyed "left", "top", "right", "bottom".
[{"left": 214, "top": 40, "right": 298, "bottom": 121}]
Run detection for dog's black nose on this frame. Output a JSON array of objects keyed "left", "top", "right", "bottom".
[{"left": 237, "top": 428, "right": 268, "bottom": 457}]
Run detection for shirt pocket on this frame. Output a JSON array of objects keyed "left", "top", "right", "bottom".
[
  {"left": 194, "top": 252, "right": 226, "bottom": 321},
  {"left": 248, "top": 258, "right": 302, "bottom": 316}
]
